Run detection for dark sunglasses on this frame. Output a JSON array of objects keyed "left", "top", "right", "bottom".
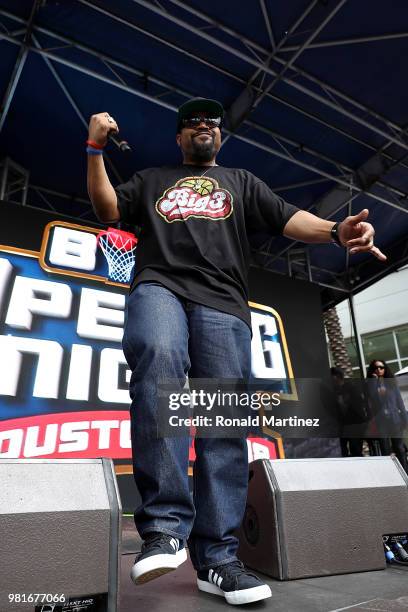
[
  {"left": 182, "top": 116, "right": 222, "bottom": 129},
  {"left": 374, "top": 365, "right": 385, "bottom": 370}
]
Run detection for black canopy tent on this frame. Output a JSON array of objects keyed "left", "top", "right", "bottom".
[{"left": 0, "top": 0, "right": 407, "bottom": 332}]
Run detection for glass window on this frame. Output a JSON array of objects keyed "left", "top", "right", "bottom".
[
  {"left": 345, "top": 338, "right": 359, "bottom": 368},
  {"left": 396, "top": 327, "right": 408, "bottom": 360},
  {"left": 362, "top": 331, "right": 397, "bottom": 365},
  {"left": 399, "top": 358, "right": 408, "bottom": 371},
  {"left": 387, "top": 361, "right": 401, "bottom": 375}
]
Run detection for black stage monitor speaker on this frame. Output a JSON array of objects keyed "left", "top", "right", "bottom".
[
  {"left": 0, "top": 458, "right": 121, "bottom": 612},
  {"left": 237, "top": 457, "right": 408, "bottom": 580}
]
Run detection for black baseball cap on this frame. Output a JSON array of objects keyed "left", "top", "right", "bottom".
[{"left": 177, "top": 97, "right": 224, "bottom": 132}]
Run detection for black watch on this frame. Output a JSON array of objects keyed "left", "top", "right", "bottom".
[{"left": 330, "top": 222, "right": 343, "bottom": 247}]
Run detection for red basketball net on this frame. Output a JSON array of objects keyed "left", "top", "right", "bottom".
[{"left": 97, "top": 227, "right": 138, "bottom": 283}]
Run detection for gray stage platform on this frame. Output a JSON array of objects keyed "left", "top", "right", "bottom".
[{"left": 120, "top": 517, "right": 408, "bottom": 612}]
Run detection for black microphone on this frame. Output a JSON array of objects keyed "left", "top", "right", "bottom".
[{"left": 108, "top": 130, "right": 132, "bottom": 152}]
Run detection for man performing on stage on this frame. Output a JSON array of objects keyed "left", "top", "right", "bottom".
[{"left": 87, "top": 98, "right": 386, "bottom": 605}]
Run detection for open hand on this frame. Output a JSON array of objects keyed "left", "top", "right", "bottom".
[{"left": 338, "top": 209, "right": 387, "bottom": 261}]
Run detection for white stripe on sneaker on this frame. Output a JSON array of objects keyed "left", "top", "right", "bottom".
[
  {"left": 217, "top": 575, "right": 223, "bottom": 587},
  {"left": 169, "top": 538, "right": 178, "bottom": 552}
]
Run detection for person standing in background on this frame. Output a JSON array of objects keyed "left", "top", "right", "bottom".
[
  {"left": 331, "top": 366, "right": 367, "bottom": 457},
  {"left": 366, "top": 359, "right": 408, "bottom": 473}
]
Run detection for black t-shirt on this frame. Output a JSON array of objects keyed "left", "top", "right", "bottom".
[{"left": 115, "top": 164, "right": 299, "bottom": 329}]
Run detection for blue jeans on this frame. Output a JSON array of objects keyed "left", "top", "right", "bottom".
[{"left": 122, "top": 282, "right": 252, "bottom": 571}]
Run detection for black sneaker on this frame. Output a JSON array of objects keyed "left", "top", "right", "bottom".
[
  {"left": 197, "top": 560, "right": 272, "bottom": 605},
  {"left": 130, "top": 532, "right": 187, "bottom": 585}
]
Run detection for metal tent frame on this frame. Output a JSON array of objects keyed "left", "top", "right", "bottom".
[{"left": 1, "top": 0, "right": 408, "bottom": 372}]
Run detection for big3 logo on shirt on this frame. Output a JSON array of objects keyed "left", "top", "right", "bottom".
[{"left": 155, "top": 176, "right": 233, "bottom": 223}]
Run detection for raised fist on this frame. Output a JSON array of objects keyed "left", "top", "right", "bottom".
[{"left": 88, "top": 112, "right": 119, "bottom": 146}]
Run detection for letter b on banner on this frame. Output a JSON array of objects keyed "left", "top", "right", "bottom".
[{"left": 49, "top": 227, "right": 97, "bottom": 271}]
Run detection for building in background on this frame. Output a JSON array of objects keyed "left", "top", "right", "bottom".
[{"left": 336, "top": 266, "right": 408, "bottom": 376}]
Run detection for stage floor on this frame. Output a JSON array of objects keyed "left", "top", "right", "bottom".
[{"left": 120, "top": 517, "right": 408, "bottom": 612}]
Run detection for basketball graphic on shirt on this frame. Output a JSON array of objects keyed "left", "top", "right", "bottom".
[
  {"left": 179, "top": 178, "right": 214, "bottom": 196},
  {"left": 156, "top": 176, "right": 233, "bottom": 222}
]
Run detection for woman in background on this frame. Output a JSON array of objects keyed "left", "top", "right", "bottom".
[{"left": 366, "top": 359, "right": 408, "bottom": 473}]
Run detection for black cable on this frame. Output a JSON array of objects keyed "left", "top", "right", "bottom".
[
  {"left": 391, "top": 558, "right": 408, "bottom": 567},
  {"left": 394, "top": 541, "right": 408, "bottom": 561}
]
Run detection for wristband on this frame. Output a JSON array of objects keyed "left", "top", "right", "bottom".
[
  {"left": 330, "top": 222, "right": 342, "bottom": 247},
  {"left": 86, "top": 139, "right": 105, "bottom": 150},
  {"left": 86, "top": 146, "right": 104, "bottom": 155}
]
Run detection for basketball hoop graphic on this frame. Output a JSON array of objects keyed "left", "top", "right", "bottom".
[{"left": 97, "top": 227, "right": 137, "bottom": 283}]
